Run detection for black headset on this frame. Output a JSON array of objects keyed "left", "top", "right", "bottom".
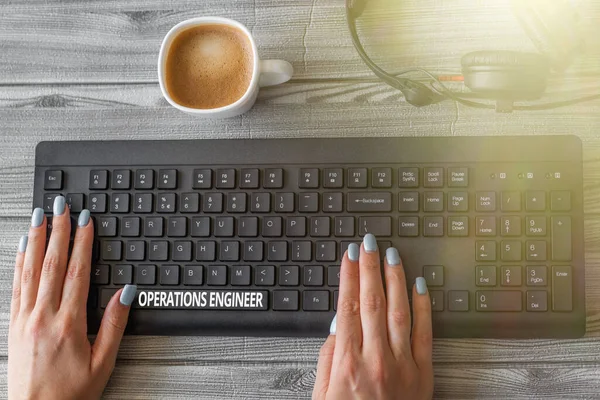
[{"left": 346, "top": 0, "right": 599, "bottom": 112}]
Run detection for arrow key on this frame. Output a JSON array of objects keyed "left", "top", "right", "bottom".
[
  {"left": 448, "top": 290, "right": 469, "bottom": 311},
  {"left": 423, "top": 265, "right": 444, "bottom": 286}
]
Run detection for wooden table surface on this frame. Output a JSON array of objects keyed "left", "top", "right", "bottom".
[{"left": 1, "top": 0, "right": 599, "bottom": 398}]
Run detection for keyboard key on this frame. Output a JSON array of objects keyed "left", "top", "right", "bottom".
[
  {"left": 255, "top": 265, "right": 275, "bottom": 286},
  {"left": 184, "top": 265, "right": 204, "bottom": 286},
  {"left": 299, "top": 168, "right": 319, "bottom": 188},
  {"left": 263, "top": 217, "right": 283, "bottom": 237},
  {"left": 347, "top": 168, "right": 368, "bottom": 188},
  {"left": 476, "top": 192, "right": 496, "bottom": 211},
  {"left": 526, "top": 216, "right": 547, "bottom": 236},
  {"left": 323, "top": 168, "right": 343, "bottom": 188},
  {"left": 347, "top": 192, "right": 392, "bottom": 212},
  {"left": 243, "top": 241, "right": 264, "bottom": 261},
  {"left": 113, "top": 264, "right": 132, "bottom": 285},
  {"left": 476, "top": 266, "right": 496, "bottom": 286},
  {"left": 423, "top": 217, "right": 444, "bottom": 237},
  {"left": 89, "top": 170, "right": 108, "bottom": 190},
  {"left": 292, "top": 241, "right": 312, "bottom": 262},
  {"left": 499, "top": 216, "right": 520, "bottom": 237},
  {"left": 273, "top": 291, "right": 299, "bottom": 311},
  {"left": 303, "top": 291, "right": 329, "bottom": 311},
  {"left": 192, "top": 169, "right": 212, "bottom": 189},
  {"left": 279, "top": 266, "right": 300, "bottom": 286},
  {"left": 423, "top": 265, "right": 444, "bottom": 286},
  {"left": 230, "top": 265, "right": 251, "bottom": 286},
  {"left": 359, "top": 216, "right": 392, "bottom": 237},
  {"left": 97, "top": 217, "right": 117, "bottom": 237},
  {"left": 168, "top": 217, "right": 187, "bottom": 237},
  {"left": 447, "top": 192, "right": 468, "bottom": 212},
  {"left": 173, "top": 241, "right": 193, "bottom": 261},
  {"left": 448, "top": 291, "right": 469, "bottom": 311},
  {"left": 66, "top": 193, "right": 84, "bottom": 212},
  {"left": 240, "top": 169, "right": 259, "bottom": 189},
  {"left": 44, "top": 170, "right": 63, "bottom": 190},
  {"left": 399, "top": 192, "right": 419, "bottom": 212},
  {"left": 206, "top": 265, "right": 227, "bottom": 285},
  {"left": 551, "top": 191, "right": 571, "bottom": 211},
  {"left": 135, "top": 169, "right": 154, "bottom": 190},
  {"left": 144, "top": 217, "right": 164, "bottom": 237},
  {"left": 424, "top": 192, "right": 444, "bottom": 212},
  {"left": 299, "top": 193, "right": 319, "bottom": 212},
  {"left": 526, "top": 191, "right": 546, "bottom": 211},
  {"left": 89, "top": 193, "right": 107, "bottom": 213},
  {"left": 238, "top": 216, "right": 258, "bottom": 237},
  {"left": 501, "top": 191, "right": 521, "bottom": 212},
  {"left": 158, "top": 169, "right": 177, "bottom": 189},
  {"left": 424, "top": 167, "right": 443, "bottom": 188},
  {"left": 322, "top": 193, "right": 343, "bottom": 213},
  {"left": 310, "top": 217, "right": 330, "bottom": 237},
  {"left": 181, "top": 193, "right": 200, "bottom": 213},
  {"left": 398, "top": 217, "right": 419, "bottom": 237},
  {"left": 157, "top": 193, "right": 176, "bottom": 213},
  {"left": 448, "top": 216, "right": 468, "bottom": 237},
  {"left": 91, "top": 264, "right": 110, "bottom": 285},
  {"left": 304, "top": 265, "right": 324, "bottom": 286},
  {"left": 527, "top": 291, "right": 548, "bottom": 311},
  {"left": 501, "top": 266, "right": 522, "bottom": 286},
  {"left": 476, "top": 291, "right": 522, "bottom": 311},
  {"left": 551, "top": 216, "right": 572, "bottom": 261},
  {"left": 216, "top": 169, "right": 236, "bottom": 189},
  {"left": 149, "top": 241, "right": 169, "bottom": 261},
  {"left": 334, "top": 216, "right": 354, "bottom": 237},
  {"left": 316, "top": 241, "right": 336, "bottom": 262},
  {"left": 203, "top": 193, "right": 223, "bottom": 213},
  {"left": 251, "top": 193, "right": 270, "bottom": 213},
  {"left": 430, "top": 290, "right": 444, "bottom": 311},
  {"left": 125, "top": 240, "right": 145, "bottom": 261},
  {"left": 287, "top": 217, "right": 307, "bottom": 237},
  {"left": 275, "top": 193, "right": 294, "bottom": 213},
  {"left": 527, "top": 266, "right": 547, "bottom": 286},
  {"left": 398, "top": 167, "right": 419, "bottom": 188},
  {"left": 135, "top": 264, "right": 156, "bottom": 285},
  {"left": 476, "top": 216, "right": 496, "bottom": 236},
  {"left": 42, "top": 193, "right": 60, "bottom": 213},
  {"left": 101, "top": 240, "right": 122, "bottom": 261},
  {"left": 111, "top": 193, "right": 130, "bottom": 213},
  {"left": 159, "top": 265, "right": 179, "bottom": 285},
  {"left": 196, "top": 241, "right": 216, "bottom": 261},
  {"left": 501, "top": 240, "right": 521, "bottom": 261},
  {"left": 134, "top": 193, "right": 153, "bottom": 213},
  {"left": 267, "top": 241, "right": 287, "bottom": 261},
  {"left": 552, "top": 266, "right": 572, "bottom": 311},
  {"left": 215, "top": 216, "right": 235, "bottom": 237},
  {"left": 112, "top": 169, "right": 131, "bottom": 189},
  {"left": 476, "top": 241, "right": 496, "bottom": 261},
  {"left": 448, "top": 167, "right": 468, "bottom": 187},
  {"left": 327, "top": 266, "right": 340, "bottom": 286},
  {"left": 526, "top": 240, "right": 547, "bottom": 261},
  {"left": 372, "top": 167, "right": 392, "bottom": 188},
  {"left": 264, "top": 168, "right": 283, "bottom": 188},
  {"left": 339, "top": 241, "right": 357, "bottom": 260}
]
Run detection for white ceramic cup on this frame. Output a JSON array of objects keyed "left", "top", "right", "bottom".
[{"left": 158, "top": 17, "right": 293, "bottom": 118}]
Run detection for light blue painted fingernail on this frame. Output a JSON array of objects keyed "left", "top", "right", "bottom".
[
  {"left": 416, "top": 277, "right": 428, "bottom": 295},
  {"left": 31, "top": 208, "right": 44, "bottom": 227},
  {"left": 120, "top": 284, "right": 137, "bottom": 306},
  {"left": 18, "top": 235, "right": 28, "bottom": 253},
  {"left": 386, "top": 247, "right": 401, "bottom": 266},
  {"left": 53, "top": 195, "right": 66, "bottom": 215},
  {"left": 348, "top": 243, "right": 359, "bottom": 261},
  {"left": 363, "top": 233, "right": 377, "bottom": 253},
  {"left": 78, "top": 209, "right": 91, "bottom": 227},
  {"left": 329, "top": 314, "right": 337, "bottom": 335}
]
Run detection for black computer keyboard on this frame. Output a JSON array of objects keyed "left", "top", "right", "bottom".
[{"left": 33, "top": 136, "right": 585, "bottom": 338}]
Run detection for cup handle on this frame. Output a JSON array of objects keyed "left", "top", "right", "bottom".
[{"left": 258, "top": 60, "right": 293, "bottom": 87}]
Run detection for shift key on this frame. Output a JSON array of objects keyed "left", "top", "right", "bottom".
[
  {"left": 551, "top": 216, "right": 572, "bottom": 261},
  {"left": 552, "top": 266, "right": 573, "bottom": 311},
  {"left": 347, "top": 192, "right": 392, "bottom": 212}
]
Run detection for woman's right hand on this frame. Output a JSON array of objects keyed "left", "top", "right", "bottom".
[{"left": 313, "top": 234, "right": 433, "bottom": 400}]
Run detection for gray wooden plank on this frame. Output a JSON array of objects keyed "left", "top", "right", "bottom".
[{"left": 0, "top": 0, "right": 598, "bottom": 83}]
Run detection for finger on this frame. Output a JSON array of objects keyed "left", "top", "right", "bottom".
[
  {"left": 411, "top": 277, "right": 433, "bottom": 375},
  {"left": 313, "top": 334, "right": 336, "bottom": 400},
  {"left": 60, "top": 210, "right": 93, "bottom": 318},
  {"left": 36, "top": 196, "right": 70, "bottom": 311},
  {"left": 20, "top": 208, "right": 47, "bottom": 312},
  {"left": 384, "top": 247, "right": 413, "bottom": 360},
  {"left": 10, "top": 235, "right": 28, "bottom": 323},
  {"left": 91, "top": 285, "right": 136, "bottom": 379},
  {"left": 332, "top": 243, "right": 362, "bottom": 357},
  {"left": 359, "top": 234, "right": 388, "bottom": 347}
]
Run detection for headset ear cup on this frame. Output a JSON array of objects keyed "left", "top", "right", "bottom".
[{"left": 461, "top": 51, "right": 550, "bottom": 100}]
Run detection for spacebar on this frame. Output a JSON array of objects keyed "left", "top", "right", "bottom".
[{"left": 476, "top": 291, "right": 522, "bottom": 311}]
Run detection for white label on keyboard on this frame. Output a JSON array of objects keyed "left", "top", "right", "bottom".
[{"left": 134, "top": 290, "right": 268, "bottom": 310}]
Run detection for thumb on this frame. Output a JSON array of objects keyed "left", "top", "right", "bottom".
[{"left": 91, "top": 285, "right": 136, "bottom": 379}]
